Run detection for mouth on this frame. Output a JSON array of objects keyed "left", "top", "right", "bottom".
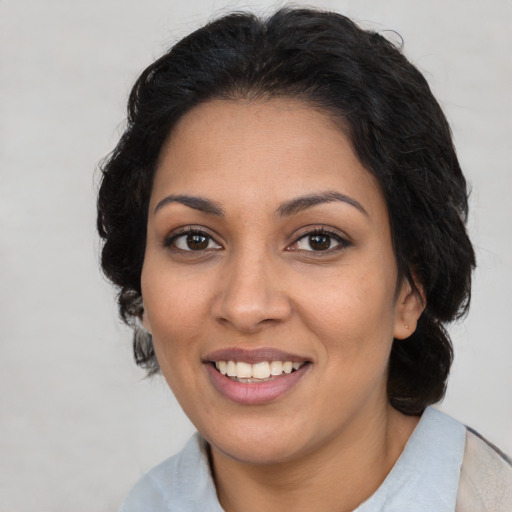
[
  {"left": 211, "top": 360, "right": 307, "bottom": 383},
  {"left": 203, "top": 348, "right": 311, "bottom": 405}
]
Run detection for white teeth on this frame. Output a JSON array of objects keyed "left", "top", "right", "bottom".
[
  {"left": 270, "top": 361, "right": 283, "bottom": 375},
  {"left": 214, "top": 360, "right": 304, "bottom": 379},
  {"left": 226, "top": 360, "right": 237, "bottom": 377},
  {"left": 252, "top": 362, "right": 271, "bottom": 379},
  {"left": 236, "top": 362, "right": 252, "bottom": 379}
]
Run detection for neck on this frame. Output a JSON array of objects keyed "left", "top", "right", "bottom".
[{"left": 210, "top": 404, "right": 420, "bottom": 512}]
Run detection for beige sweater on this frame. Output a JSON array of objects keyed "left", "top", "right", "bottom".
[{"left": 456, "top": 428, "right": 512, "bottom": 511}]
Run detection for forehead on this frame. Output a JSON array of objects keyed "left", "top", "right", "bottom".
[{"left": 151, "top": 98, "right": 385, "bottom": 218}]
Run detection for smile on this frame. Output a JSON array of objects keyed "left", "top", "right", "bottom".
[
  {"left": 214, "top": 360, "right": 305, "bottom": 381},
  {"left": 204, "top": 349, "right": 311, "bottom": 405}
]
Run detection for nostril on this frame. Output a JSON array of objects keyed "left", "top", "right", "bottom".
[{"left": 212, "top": 288, "right": 293, "bottom": 333}]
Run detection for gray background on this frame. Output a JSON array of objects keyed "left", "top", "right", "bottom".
[{"left": 1, "top": 1, "right": 511, "bottom": 510}]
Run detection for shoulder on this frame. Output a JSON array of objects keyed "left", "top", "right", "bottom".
[
  {"left": 120, "top": 433, "right": 223, "bottom": 512},
  {"left": 456, "top": 427, "right": 512, "bottom": 512}
]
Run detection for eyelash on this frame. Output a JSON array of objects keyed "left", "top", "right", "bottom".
[
  {"left": 163, "top": 227, "right": 222, "bottom": 252},
  {"left": 289, "top": 227, "right": 352, "bottom": 254},
  {"left": 163, "top": 226, "right": 352, "bottom": 254}
]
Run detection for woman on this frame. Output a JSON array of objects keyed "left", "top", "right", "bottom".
[{"left": 97, "top": 7, "right": 511, "bottom": 511}]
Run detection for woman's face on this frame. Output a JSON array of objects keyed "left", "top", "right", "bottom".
[{"left": 141, "top": 98, "right": 421, "bottom": 464}]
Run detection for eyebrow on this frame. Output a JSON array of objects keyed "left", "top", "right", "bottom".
[
  {"left": 277, "top": 191, "right": 368, "bottom": 217},
  {"left": 154, "top": 194, "right": 225, "bottom": 216}
]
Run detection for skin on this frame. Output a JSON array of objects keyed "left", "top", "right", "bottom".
[{"left": 141, "top": 98, "right": 425, "bottom": 511}]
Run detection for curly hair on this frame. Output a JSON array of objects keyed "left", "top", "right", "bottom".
[{"left": 97, "top": 7, "right": 476, "bottom": 415}]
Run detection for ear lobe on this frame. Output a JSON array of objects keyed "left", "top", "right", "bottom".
[{"left": 394, "top": 278, "right": 425, "bottom": 340}]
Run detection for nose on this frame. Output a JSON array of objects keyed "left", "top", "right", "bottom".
[{"left": 212, "top": 251, "right": 292, "bottom": 333}]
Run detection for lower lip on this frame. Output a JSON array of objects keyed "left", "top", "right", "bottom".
[{"left": 205, "top": 363, "right": 310, "bottom": 405}]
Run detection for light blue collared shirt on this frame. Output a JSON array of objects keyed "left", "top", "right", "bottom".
[{"left": 121, "top": 407, "right": 466, "bottom": 512}]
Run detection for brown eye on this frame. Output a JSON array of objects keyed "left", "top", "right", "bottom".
[
  {"left": 291, "top": 230, "right": 351, "bottom": 253},
  {"left": 169, "top": 230, "right": 222, "bottom": 252},
  {"left": 308, "top": 234, "right": 331, "bottom": 251},
  {"left": 186, "top": 233, "right": 209, "bottom": 250}
]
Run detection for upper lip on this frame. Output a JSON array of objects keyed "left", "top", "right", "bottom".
[{"left": 203, "top": 347, "right": 310, "bottom": 364}]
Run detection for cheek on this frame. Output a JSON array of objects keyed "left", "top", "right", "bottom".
[
  {"left": 141, "top": 269, "right": 208, "bottom": 405},
  {"left": 295, "top": 266, "right": 398, "bottom": 369},
  {"left": 141, "top": 261, "right": 212, "bottom": 357},
  {"left": 300, "top": 268, "right": 396, "bottom": 332},
  {"left": 143, "top": 246, "right": 206, "bottom": 309}
]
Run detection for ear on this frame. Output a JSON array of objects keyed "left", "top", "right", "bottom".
[{"left": 393, "top": 277, "right": 425, "bottom": 340}]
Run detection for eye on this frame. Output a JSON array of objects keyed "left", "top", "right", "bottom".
[
  {"left": 291, "top": 229, "right": 351, "bottom": 252},
  {"left": 166, "top": 228, "right": 222, "bottom": 252}
]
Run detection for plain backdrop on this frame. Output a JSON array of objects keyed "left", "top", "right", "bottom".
[{"left": 1, "top": 1, "right": 511, "bottom": 510}]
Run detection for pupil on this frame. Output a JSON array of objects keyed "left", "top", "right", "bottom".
[
  {"left": 309, "top": 234, "right": 330, "bottom": 250},
  {"left": 187, "top": 234, "right": 208, "bottom": 250}
]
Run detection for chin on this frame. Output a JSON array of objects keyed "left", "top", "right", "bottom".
[{"left": 204, "top": 416, "right": 316, "bottom": 466}]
